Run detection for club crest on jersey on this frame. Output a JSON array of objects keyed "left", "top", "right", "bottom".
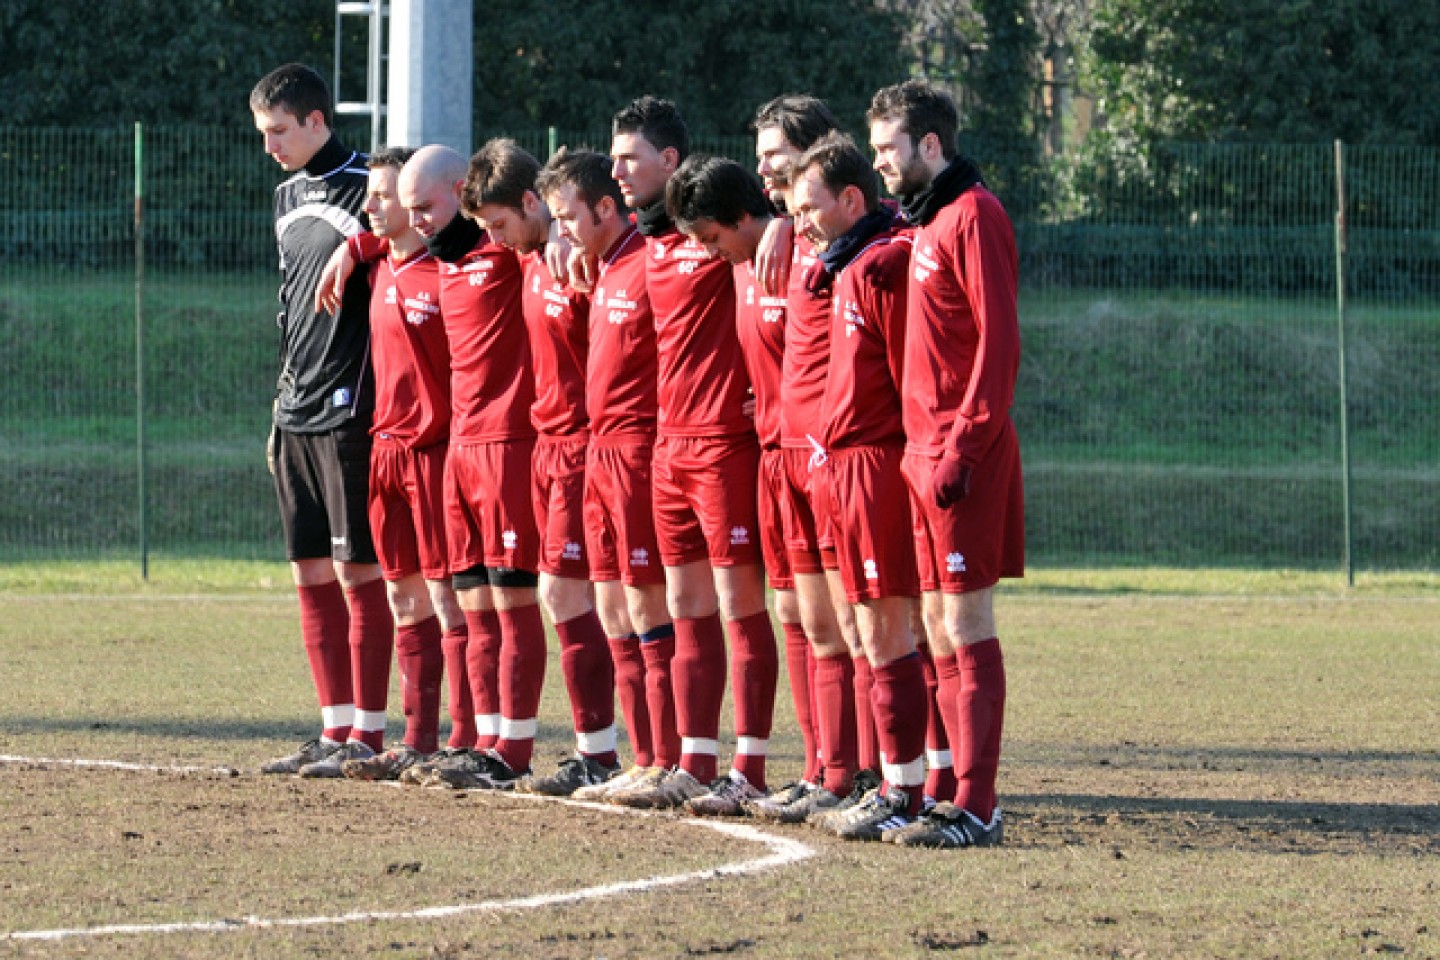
[
  {"left": 384, "top": 285, "right": 398, "bottom": 305},
  {"left": 404, "top": 290, "right": 438, "bottom": 325},
  {"left": 562, "top": 541, "right": 583, "bottom": 561},
  {"left": 652, "top": 243, "right": 667, "bottom": 260},
  {"left": 842, "top": 299, "right": 865, "bottom": 337},
  {"left": 914, "top": 245, "right": 940, "bottom": 283},
  {"left": 630, "top": 547, "right": 650, "bottom": 567},
  {"left": 946, "top": 552, "right": 967, "bottom": 573},
  {"left": 729, "top": 526, "right": 750, "bottom": 546}
]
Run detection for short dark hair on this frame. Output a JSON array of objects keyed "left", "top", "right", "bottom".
[
  {"left": 536, "top": 147, "right": 626, "bottom": 214},
  {"left": 666, "top": 154, "right": 770, "bottom": 233},
  {"left": 795, "top": 131, "right": 879, "bottom": 213},
  {"left": 867, "top": 80, "right": 959, "bottom": 161},
  {"left": 369, "top": 146, "right": 417, "bottom": 170},
  {"left": 752, "top": 94, "right": 839, "bottom": 152},
  {"left": 461, "top": 138, "right": 542, "bottom": 215},
  {"left": 612, "top": 95, "right": 689, "bottom": 161},
  {"left": 250, "top": 63, "right": 333, "bottom": 126}
]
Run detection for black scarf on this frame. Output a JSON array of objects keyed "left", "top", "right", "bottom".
[
  {"left": 899, "top": 154, "right": 985, "bottom": 227},
  {"left": 815, "top": 206, "right": 897, "bottom": 278},
  {"left": 634, "top": 198, "right": 673, "bottom": 237},
  {"left": 426, "top": 212, "right": 484, "bottom": 263}
]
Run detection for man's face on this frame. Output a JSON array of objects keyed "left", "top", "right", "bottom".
[
  {"left": 546, "top": 183, "right": 607, "bottom": 256},
  {"left": 790, "top": 166, "right": 853, "bottom": 248},
  {"left": 363, "top": 166, "right": 409, "bottom": 239},
  {"left": 610, "top": 131, "right": 672, "bottom": 209},
  {"left": 252, "top": 104, "right": 327, "bottom": 172},
  {"left": 755, "top": 126, "right": 802, "bottom": 199},
  {"left": 869, "top": 117, "right": 930, "bottom": 197},
  {"left": 473, "top": 196, "right": 546, "bottom": 254},
  {"left": 685, "top": 216, "right": 756, "bottom": 266},
  {"left": 398, "top": 167, "right": 461, "bottom": 240}
]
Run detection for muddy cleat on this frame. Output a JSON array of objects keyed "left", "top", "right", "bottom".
[
  {"left": 771, "top": 786, "right": 844, "bottom": 825},
  {"left": 343, "top": 744, "right": 426, "bottom": 782},
  {"left": 609, "top": 767, "right": 707, "bottom": 810},
  {"left": 889, "top": 803, "right": 1004, "bottom": 849},
  {"left": 518, "top": 754, "right": 621, "bottom": 797},
  {"left": 831, "top": 787, "right": 917, "bottom": 841},
  {"left": 298, "top": 740, "right": 375, "bottom": 779},
  {"left": 432, "top": 748, "right": 526, "bottom": 791},
  {"left": 807, "top": 769, "right": 882, "bottom": 831},
  {"left": 685, "top": 771, "right": 764, "bottom": 817},
  {"left": 572, "top": 764, "right": 650, "bottom": 802},
  {"left": 260, "top": 738, "right": 340, "bottom": 776},
  {"left": 744, "top": 781, "right": 813, "bottom": 820},
  {"left": 399, "top": 746, "right": 468, "bottom": 785}
]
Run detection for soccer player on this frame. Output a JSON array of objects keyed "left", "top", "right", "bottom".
[
  {"left": 459, "top": 139, "right": 622, "bottom": 794},
  {"left": 663, "top": 154, "right": 812, "bottom": 815},
  {"left": 249, "top": 63, "right": 395, "bottom": 777},
  {"left": 788, "top": 131, "right": 929, "bottom": 841},
  {"left": 396, "top": 145, "right": 546, "bottom": 790},
  {"left": 537, "top": 148, "right": 679, "bottom": 801},
  {"left": 867, "top": 80, "right": 1021, "bottom": 848},
  {"left": 607, "top": 97, "right": 779, "bottom": 813}
]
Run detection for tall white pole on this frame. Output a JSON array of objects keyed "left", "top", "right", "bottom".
[{"left": 387, "top": 0, "right": 473, "bottom": 154}]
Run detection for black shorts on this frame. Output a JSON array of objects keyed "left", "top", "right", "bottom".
[{"left": 273, "top": 420, "right": 378, "bottom": 564}]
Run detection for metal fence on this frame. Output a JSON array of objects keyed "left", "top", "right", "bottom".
[{"left": 2, "top": 125, "right": 1436, "bottom": 573}]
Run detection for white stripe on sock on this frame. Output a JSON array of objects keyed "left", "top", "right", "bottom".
[
  {"left": 926, "top": 748, "right": 953, "bottom": 769},
  {"left": 735, "top": 736, "right": 768, "bottom": 757},
  {"left": 681, "top": 737, "right": 719, "bottom": 756},
  {"left": 321, "top": 704, "right": 354, "bottom": 730},
  {"left": 476, "top": 714, "right": 501, "bottom": 737},
  {"left": 500, "top": 717, "right": 537, "bottom": 740},
  {"left": 883, "top": 756, "right": 926, "bottom": 788},
  {"left": 352, "top": 709, "right": 388, "bottom": 733},
  {"left": 576, "top": 726, "right": 617, "bottom": 754}
]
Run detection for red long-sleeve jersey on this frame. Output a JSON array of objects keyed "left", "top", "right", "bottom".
[
  {"left": 520, "top": 250, "right": 589, "bottom": 437},
  {"left": 903, "top": 186, "right": 1019, "bottom": 464},
  {"left": 821, "top": 227, "right": 912, "bottom": 451},
  {"left": 368, "top": 249, "right": 449, "bottom": 448},
  {"left": 779, "top": 232, "right": 830, "bottom": 451},
  {"left": 733, "top": 262, "right": 787, "bottom": 450},
  {"left": 588, "top": 226, "right": 658, "bottom": 438}
]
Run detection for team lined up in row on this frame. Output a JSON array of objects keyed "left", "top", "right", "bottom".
[{"left": 249, "top": 63, "right": 1021, "bottom": 849}]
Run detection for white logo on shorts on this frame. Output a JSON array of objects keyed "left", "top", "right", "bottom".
[
  {"left": 631, "top": 547, "right": 650, "bottom": 567},
  {"left": 729, "top": 526, "right": 750, "bottom": 546},
  {"left": 864, "top": 558, "right": 879, "bottom": 581},
  {"left": 946, "top": 552, "right": 967, "bottom": 573},
  {"left": 562, "top": 541, "right": 583, "bottom": 561},
  {"left": 502, "top": 529, "right": 518, "bottom": 551}
]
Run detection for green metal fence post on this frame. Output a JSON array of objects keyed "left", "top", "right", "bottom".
[
  {"left": 547, "top": 125, "right": 557, "bottom": 159},
  {"left": 1333, "top": 139, "right": 1354, "bottom": 587},
  {"left": 134, "top": 122, "right": 148, "bottom": 579}
]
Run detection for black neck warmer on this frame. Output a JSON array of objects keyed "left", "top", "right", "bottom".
[
  {"left": 899, "top": 154, "right": 985, "bottom": 227},
  {"left": 426, "top": 212, "right": 484, "bottom": 263}
]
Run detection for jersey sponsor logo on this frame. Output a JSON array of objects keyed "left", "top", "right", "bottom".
[
  {"left": 562, "top": 540, "right": 583, "bottom": 561},
  {"left": 841, "top": 299, "right": 865, "bottom": 338},
  {"left": 305, "top": 187, "right": 329, "bottom": 202},
  {"left": 331, "top": 535, "right": 348, "bottom": 547},
  {"left": 630, "top": 547, "right": 650, "bottom": 567},
  {"left": 467, "top": 270, "right": 491, "bottom": 287},
  {"left": 603, "top": 288, "right": 639, "bottom": 324},
  {"left": 863, "top": 558, "right": 879, "bottom": 581},
  {"left": 946, "top": 552, "right": 967, "bottom": 574},
  {"left": 729, "top": 525, "right": 750, "bottom": 546},
  {"left": 403, "top": 291, "right": 439, "bottom": 325},
  {"left": 502, "top": 529, "right": 519, "bottom": 551},
  {"left": 761, "top": 296, "right": 785, "bottom": 324},
  {"left": 914, "top": 245, "right": 940, "bottom": 283}
]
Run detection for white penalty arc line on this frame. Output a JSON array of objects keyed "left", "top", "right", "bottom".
[{"left": 0, "top": 754, "right": 818, "bottom": 944}]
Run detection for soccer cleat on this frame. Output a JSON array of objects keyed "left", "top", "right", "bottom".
[
  {"left": 399, "top": 746, "right": 468, "bottom": 785},
  {"left": 807, "top": 768, "right": 883, "bottom": 832},
  {"left": 744, "top": 781, "right": 813, "bottom": 821},
  {"left": 609, "top": 767, "right": 706, "bottom": 810},
  {"left": 685, "top": 771, "right": 764, "bottom": 817},
  {"left": 772, "top": 786, "right": 845, "bottom": 825},
  {"left": 830, "top": 786, "right": 917, "bottom": 842},
  {"left": 889, "top": 803, "right": 1004, "bottom": 849},
  {"left": 298, "top": 740, "right": 375, "bottom": 779},
  {"left": 431, "top": 748, "right": 526, "bottom": 791},
  {"left": 881, "top": 794, "right": 937, "bottom": 840},
  {"left": 572, "top": 764, "right": 650, "bottom": 802},
  {"left": 260, "top": 738, "right": 339, "bottom": 776},
  {"left": 343, "top": 744, "right": 426, "bottom": 782},
  {"left": 517, "top": 754, "right": 622, "bottom": 797}
]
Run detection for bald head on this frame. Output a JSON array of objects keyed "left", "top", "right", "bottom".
[{"left": 398, "top": 144, "right": 469, "bottom": 239}]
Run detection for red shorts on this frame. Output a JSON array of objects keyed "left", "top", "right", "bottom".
[
  {"left": 445, "top": 438, "right": 540, "bottom": 574},
  {"left": 533, "top": 434, "right": 590, "bottom": 579},
  {"left": 584, "top": 435, "right": 665, "bottom": 586},
  {"left": 779, "top": 445, "right": 835, "bottom": 575},
  {"left": 652, "top": 433, "right": 763, "bottom": 569},
  {"left": 812, "top": 444, "right": 920, "bottom": 604},
  {"left": 903, "top": 419, "right": 1025, "bottom": 593},
  {"left": 368, "top": 438, "right": 450, "bottom": 581},
  {"left": 758, "top": 448, "right": 793, "bottom": 590}
]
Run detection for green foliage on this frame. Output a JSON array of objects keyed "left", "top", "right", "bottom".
[
  {"left": 1087, "top": 0, "right": 1440, "bottom": 147},
  {"left": 968, "top": 0, "right": 1043, "bottom": 148}
]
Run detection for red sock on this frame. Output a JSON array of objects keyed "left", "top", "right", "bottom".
[
  {"left": 673, "top": 614, "right": 727, "bottom": 784},
  {"left": 782, "top": 622, "right": 821, "bottom": 783},
  {"left": 346, "top": 578, "right": 394, "bottom": 751},
  {"left": 297, "top": 581, "right": 353, "bottom": 742},
  {"left": 639, "top": 627, "right": 679, "bottom": 768},
  {"left": 933, "top": 653, "right": 963, "bottom": 803},
  {"left": 728, "top": 610, "right": 778, "bottom": 792},
  {"left": 441, "top": 626, "right": 476, "bottom": 749},
  {"left": 395, "top": 617, "right": 444, "bottom": 754},
  {"left": 870, "top": 652, "right": 928, "bottom": 817},
  {"left": 852, "top": 655, "right": 880, "bottom": 774},
  {"left": 557, "top": 612, "right": 618, "bottom": 768},
  {"left": 608, "top": 634, "right": 654, "bottom": 767},
  {"left": 812, "top": 653, "right": 857, "bottom": 796},
  {"left": 463, "top": 607, "right": 503, "bottom": 749},
  {"left": 954, "top": 638, "right": 1006, "bottom": 822},
  {"left": 494, "top": 604, "right": 547, "bottom": 774},
  {"left": 919, "top": 645, "right": 956, "bottom": 802}
]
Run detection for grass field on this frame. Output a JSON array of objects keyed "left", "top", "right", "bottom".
[{"left": 1, "top": 565, "right": 1437, "bottom": 958}]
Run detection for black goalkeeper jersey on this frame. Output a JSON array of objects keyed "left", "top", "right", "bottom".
[{"left": 269, "top": 136, "right": 373, "bottom": 433}]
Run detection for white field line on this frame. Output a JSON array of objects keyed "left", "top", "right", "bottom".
[{"left": 0, "top": 754, "right": 818, "bottom": 944}]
